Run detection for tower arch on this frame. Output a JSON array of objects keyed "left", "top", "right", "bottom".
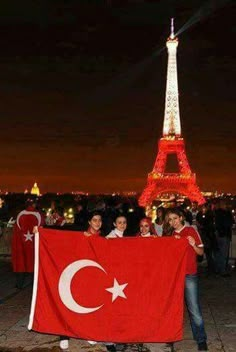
[{"left": 139, "top": 19, "right": 205, "bottom": 206}]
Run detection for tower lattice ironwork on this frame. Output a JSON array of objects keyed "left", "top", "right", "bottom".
[{"left": 139, "top": 19, "right": 205, "bottom": 206}]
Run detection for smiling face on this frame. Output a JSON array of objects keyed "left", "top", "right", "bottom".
[
  {"left": 140, "top": 220, "right": 151, "bottom": 235},
  {"left": 88, "top": 215, "right": 102, "bottom": 233},
  {"left": 114, "top": 216, "right": 127, "bottom": 233},
  {"left": 168, "top": 213, "right": 184, "bottom": 231}
]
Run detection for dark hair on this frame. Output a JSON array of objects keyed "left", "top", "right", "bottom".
[
  {"left": 156, "top": 206, "right": 165, "bottom": 214},
  {"left": 167, "top": 207, "right": 185, "bottom": 225},
  {"left": 155, "top": 206, "right": 165, "bottom": 224},
  {"left": 25, "top": 198, "right": 37, "bottom": 208},
  {"left": 55, "top": 206, "right": 64, "bottom": 217},
  {"left": 162, "top": 209, "right": 173, "bottom": 236},
  {"left": 113, "top": 214, "right": 127, "bottom": 223},
  {"left": 168, "top": 207, "right": 184, "bottom": 217},
  {"left": 75, "top": 202, "right": 83, "bottom": 208},
  {"left": 87, "top": 210, "right": 103, "bottom": 222}
]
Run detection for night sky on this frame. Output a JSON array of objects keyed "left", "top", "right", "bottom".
[{"left": 0, "top": 0, "right": 235, "bottom": 194}]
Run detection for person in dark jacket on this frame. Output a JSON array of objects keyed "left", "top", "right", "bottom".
[
  {"left": 196, "top": 204, "right": 216, "bottom": 274},
  {"left": 73, "top": 202, "right": 88, "bottom": 230},
  {"left": 214, "top": 201, "right": 234, "bottom": 275}
]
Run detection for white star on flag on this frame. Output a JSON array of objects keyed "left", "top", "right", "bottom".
[
  {"left": 24, "top": 231, "right": 34, "bottom": 242},
  {"left": 106, "top": 278, "right": 128, "bottom": 302}
]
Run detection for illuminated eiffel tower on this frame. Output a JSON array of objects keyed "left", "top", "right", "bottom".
[{"left": 139, "top": 19, "right": 205, "bottom": 206}]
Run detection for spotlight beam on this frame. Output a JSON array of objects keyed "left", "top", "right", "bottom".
[
  {"left": 89, "top": 46, "right": 165, "bottom": 104},
  {"left": 89, "top": 0, "right": 232, "bottom": 105},
  {"left": 176, "top": 0, "right": 233, "bottom": 37}
]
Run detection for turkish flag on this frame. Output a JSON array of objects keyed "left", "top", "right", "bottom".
[
  {"left": 28, "top": 229, "right": 188, "bottom": 342},
  {"left": 11, "top": 209, "right": 42, "bottom": 272}
]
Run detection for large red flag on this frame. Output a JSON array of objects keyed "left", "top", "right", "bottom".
[{"left": 28, "top": 229, "right": 188, "bottom": 342}]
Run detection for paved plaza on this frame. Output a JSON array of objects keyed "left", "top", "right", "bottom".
[{"left": 0, "top": 257, "right": 236, "bottom": 352}]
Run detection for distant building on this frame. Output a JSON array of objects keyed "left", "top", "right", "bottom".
[{"left": 31, "top": 182, "right": 40, "bottom": 196}]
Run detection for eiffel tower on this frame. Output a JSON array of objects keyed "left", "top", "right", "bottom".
[{"left": 139, "top": 19, "right": 205, "bottom": 206}]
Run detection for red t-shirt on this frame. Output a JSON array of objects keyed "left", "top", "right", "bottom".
[
  {"left": 84, "top": 227, "right": 101, "bottom": 237},
  {"left": 173, "top": 226, "right": 203, "bottom": 275}
]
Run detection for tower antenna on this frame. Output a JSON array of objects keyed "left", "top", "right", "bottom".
[{"left": 170, "top": 18, "right": 175, "bottom": 39}]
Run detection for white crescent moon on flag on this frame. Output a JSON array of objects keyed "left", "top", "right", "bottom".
[
  {"left": 58, "top": 259, "right": 107, "bottom": 314},
  {"left": 16, "top": 210, "right": 41, "bottom": 229}
]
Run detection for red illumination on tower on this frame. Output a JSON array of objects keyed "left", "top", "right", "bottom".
[{"left": 139, "top": 19, "right": 205, "bottom": 206}]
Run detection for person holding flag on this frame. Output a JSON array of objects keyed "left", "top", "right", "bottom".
[
  {"left": 12, "top": 198, "right": 43, "bottom": 289},
  {"left": 106, "top": 214, "right": 127, "bottom": 238},
  {"left": 168, "top": 208, "right": 208, "bottom": 352},
  {"left": 60, "top": 210, "right": 103, "bottom": 350},
  {"left": 136, "top": 217, "right": 173, "bottom": 352}
]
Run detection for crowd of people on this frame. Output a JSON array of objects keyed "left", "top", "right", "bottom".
[{"left": 2, "top": 195, "right": 235, "bottom": 352}]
